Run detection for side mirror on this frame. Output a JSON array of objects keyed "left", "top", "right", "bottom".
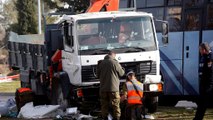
[{"left": 162, "top": 22, "right": 169, "bottom": 45}]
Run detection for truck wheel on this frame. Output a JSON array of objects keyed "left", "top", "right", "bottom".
[
  {"left": 144, "top": 96, "right": 158, "bottom": 113},
  {"left": 51, "top": 78, "right": 68, "bottom": 110}
]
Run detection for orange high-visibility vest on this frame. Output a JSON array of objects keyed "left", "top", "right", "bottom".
[{"left": 126, "top": 80, "right": 143, "bottom": 104}]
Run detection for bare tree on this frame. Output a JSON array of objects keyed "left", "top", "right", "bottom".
[{"left": 0, "top": 24, "right": 6, "bottom": 43}]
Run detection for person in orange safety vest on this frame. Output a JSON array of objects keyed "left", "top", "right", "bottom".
[{"left": 121, "top": 70, "right": 144, "bottom": 120}]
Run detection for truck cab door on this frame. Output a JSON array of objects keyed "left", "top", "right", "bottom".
[{"left": 62, "top": 23, "right": 81, "bottom": 85}]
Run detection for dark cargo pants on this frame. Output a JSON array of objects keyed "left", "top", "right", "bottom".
[
  {"left": 125, "top": 104, "right": 143, "bottom": 120},
  {"left": 100, "top": 91, "right": 121, "bottom": 119}
]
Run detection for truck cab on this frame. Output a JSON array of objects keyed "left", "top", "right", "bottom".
[
  {"left": 59, "top": 11, "right": 164, "bottom": 112},
  {"left": 8, "top": 10, "right": 168, "bottom": 114},
  {"left": 62, "top": 11, "right": 159, "bottom": 83}
]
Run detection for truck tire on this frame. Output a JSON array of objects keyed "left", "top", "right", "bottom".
[
  {"left": 51, "top": 78, "right": 68, "bottom": 110},
  {"left": 144, "top": 96, "right": 158, "bottom": 113}
]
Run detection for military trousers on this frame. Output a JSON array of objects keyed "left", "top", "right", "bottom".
[{"left": 100, "top": 91, "right": 121, "bottom": 119}]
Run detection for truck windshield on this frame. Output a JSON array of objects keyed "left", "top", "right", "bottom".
[{"left": 77, "top": 16, "right": 157, "bottom": 55}]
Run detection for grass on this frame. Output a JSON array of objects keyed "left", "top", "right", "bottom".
[
  {"left": 0, "top": 63, "right": 20, "bottom": 93},
  {"left": 153, "top": 106, "right": 213, "bottom": 120},
  {"left": 0, "top": 80, "right": 20, "bottom": 93}
]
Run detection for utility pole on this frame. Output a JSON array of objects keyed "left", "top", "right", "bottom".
[
  {"left": 38, "top": 0, "right": 42, "bottom": 34},
  {"left": 0, "top": 0, "right": 3, "bottom": 13}
]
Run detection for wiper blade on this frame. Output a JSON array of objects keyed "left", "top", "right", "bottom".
[
  {"left": 91, "top": 49, "right": 110, "bottom": 55},
  {"left": 81, "top": 48, "right": 110, "bottom": 55},
  {"left": 123, "top": 47, "right": 145, "bottom": 53}
]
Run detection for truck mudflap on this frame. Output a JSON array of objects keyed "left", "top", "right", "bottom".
[
  {"left": 59, "top": 71, "right": 73, "bottom": 99},
  {"left": 143, "top": 82, "right": 163, "bottom": 97}
]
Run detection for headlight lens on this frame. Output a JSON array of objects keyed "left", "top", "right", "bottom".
[{"left": 149, "top": 84, "right": 158, "bottom": 91}]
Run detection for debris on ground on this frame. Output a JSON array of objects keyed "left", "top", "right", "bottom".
[
  {"left": 0, "top": 98, "right": 17, "bottom": 117},
  {"left": 143, "top": 114, "right": 155, "bottom": 119},
  {"left": 17, "top": 102, "right": 62, "bottom": 119},
  {"left": 66, "top": 107, "right": 78, "bottom": 114},
  {"left": 64, "top": 107, "right": 96, "bottom": 120},
  {"left": 175, "top": 100, "right": 197, "bottom": 109},
  {"left": 1, "top": 97, "right": 97, "bottom": 119},
  {"left": 64, "top": 113, "right": 94, "bottom": 120}
]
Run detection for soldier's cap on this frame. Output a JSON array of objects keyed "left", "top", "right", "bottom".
[{"left": 126, "top": 70, "right": 135, "bottom": 76}]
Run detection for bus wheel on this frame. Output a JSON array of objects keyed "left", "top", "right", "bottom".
[{"left": 51, "top": 78, "right": 68, "bottom": 110}]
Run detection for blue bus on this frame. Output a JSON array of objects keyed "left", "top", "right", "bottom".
[{"left": 120, "top": 0, "right": 213, "bottom": 96}]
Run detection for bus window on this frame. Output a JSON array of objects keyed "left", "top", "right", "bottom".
[
  {"left": 167, "top": 0, "right": 182, "bottom": 6},
  {"left": 146, "top": 0, "right": 164, "bottom": 7},
  {"left": 120, "top": 0, "right": 127, "bottom": 8},
  {"left": 136, "top": 0, "right": 145, "bottom": 8},
  {"left": 119, "top": 0, "right": 134, "bottom": 8},
  {"left": 139, "top": 8, "right": 164, "bottom": 32},
  {"left": 166, "top": 7, "right": 182, "bottom": 31},
  {"left": 185, "top": 12, "right": 201, "bottom": 31},
  {"left": 206, "top": 4, "right": 213, "bottom": 29},
  {"left": 136, "top": 0, "right": 164, "bottom": 8},
  {"left": 185, "top": 0, "right": 204, "bottom": 8}
]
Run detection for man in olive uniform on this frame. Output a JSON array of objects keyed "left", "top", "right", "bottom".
[{"left": 97, "top": 51, "right": 125, "bottom": 120}]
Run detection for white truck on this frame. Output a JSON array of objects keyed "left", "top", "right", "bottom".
[{"left": 8, "top": 11, "right": 168, "bottom": 114}]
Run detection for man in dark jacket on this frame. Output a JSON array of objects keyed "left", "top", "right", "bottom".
[
  {"left": 97, "top": 51, "right": 125, "bottom": 120},
  {"left": 194, "top": 42, "right": 213, "bottom": 120}
]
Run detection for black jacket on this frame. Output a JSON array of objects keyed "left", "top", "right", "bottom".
[{"left": 199, "top": 52, "right": 213, "bottom": 95}]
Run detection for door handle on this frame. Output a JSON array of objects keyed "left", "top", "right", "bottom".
[
  {"left": 186, "top": 46, "right": 189, "bottom": 58},
  {"left": 186, "top": 52, "right": 189, "bottom": 58},
  {"left": 186, "top": 46, "right": 189, "bottom": 51}
]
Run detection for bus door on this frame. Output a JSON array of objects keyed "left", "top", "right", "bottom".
[
  {"left": 157, "top": 6, "right": 184, "bottom": 95},
  {"left": 183, "top": 9, "right": 202, "bottom": 95},
  {"left": 158, "top": 6, "right": 184, "bottom": 96}
]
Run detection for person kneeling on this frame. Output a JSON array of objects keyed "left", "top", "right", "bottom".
[{"left": 121, "top": 71, "right": 144, "bottom": 120}]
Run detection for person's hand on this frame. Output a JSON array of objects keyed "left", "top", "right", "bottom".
[{"left": 120, "top": 95, "right": 127, "bottom": 102}]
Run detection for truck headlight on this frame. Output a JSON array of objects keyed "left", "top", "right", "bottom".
[
  {"left": 149, "top": 84, "right": 158, "bottom": 91},
  {"left": 146, "top": 83, "right": 163, "bottom": 92}
]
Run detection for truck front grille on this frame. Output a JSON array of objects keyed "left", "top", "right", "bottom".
[
  {"left": 82, "top": 66, "right": 98, "bottom": 82},
  {"left": 81, "top": 61, "right": 156, "bottom": 82}
]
